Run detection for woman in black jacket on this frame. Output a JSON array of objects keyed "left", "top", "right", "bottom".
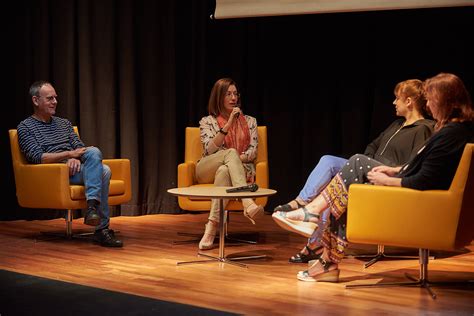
[
  {"left": 274, "top": 73, "right": 474, "bottom": 282},
  {"left": 274, "top": 79, "right": 435, "bottom": 263}
]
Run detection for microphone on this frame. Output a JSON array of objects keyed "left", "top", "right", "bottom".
[
  {"left": 234, "top": 102, "right": 241, "bottom": 118},
  {"left": 226, "top": 183, "right": 258, "bottom": 193},
  {"left": 234, "top": 106, "right": 240, "bottom": 119}
]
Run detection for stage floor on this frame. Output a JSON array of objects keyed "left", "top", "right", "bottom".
[{"left": 0, "top": 213, "right": 473, "bottom": 315}]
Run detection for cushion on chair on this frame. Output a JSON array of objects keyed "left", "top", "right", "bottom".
[{"left": 70, "top": 180, "right": 126, "bottom": 200}]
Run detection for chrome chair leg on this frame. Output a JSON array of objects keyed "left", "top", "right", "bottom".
[
  {"left": 347, "top": 245, "right": 433, "bottom": 269},
  {"left": 346, "top": 249, "right": 473, "bottom": 299},
  {"left": 38, "top": 209, "right": 95, "bottom": 241}
]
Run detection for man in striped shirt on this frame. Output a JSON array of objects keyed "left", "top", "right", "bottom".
[{"left": 17, "top": 80, "right": 123, "bottom": 247}]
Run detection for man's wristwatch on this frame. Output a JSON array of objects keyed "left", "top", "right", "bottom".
[{"left": 219, "top": 128, "right": 228, "bottom": 135}]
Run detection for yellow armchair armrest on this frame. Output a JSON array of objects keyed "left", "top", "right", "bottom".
[
  {"left": 255, "top": 161, "right": 269, "bottom": 188},
  {"left": 103, "top": 159, "right": 132, "bottom": 202},
  {"left": 15, "top": 163, "right": 73, "bottom": 208},
  {"left": 103, "top": 159, "right": 130, "bottom": 180},
  {"left": 178, "top": 161, "right": 196, "bottom": 187}
]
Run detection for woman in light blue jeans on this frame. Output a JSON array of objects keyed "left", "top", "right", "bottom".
[
  {"left": 274, "top": 79, "right": 435, "bottom": 263},
  {"left": 279, "top": 155, "right": 348, "bottom": 211}
]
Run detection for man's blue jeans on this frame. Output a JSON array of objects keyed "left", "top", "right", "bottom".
[
  {"left": 70, "top": 147, "right": 111, "bottom": 230},
  {"left": 298, "top": 155, "right": 347, "bottom": 203}
]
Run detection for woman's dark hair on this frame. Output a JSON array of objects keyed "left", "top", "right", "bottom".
[
  {"left": 423, "top": 73, "right": 473, "bottom": 130},
  {"left": 208, "top": 78, "right": 238, "bottom": 116}
]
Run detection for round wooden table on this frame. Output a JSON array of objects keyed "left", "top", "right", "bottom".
[{"left": 168, "top": 186, "right": 277, "bottom": 268}]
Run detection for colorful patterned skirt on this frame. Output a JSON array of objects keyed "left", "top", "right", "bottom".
[{"left": 320, "top": 154, "right": 384, "bottom": 263}]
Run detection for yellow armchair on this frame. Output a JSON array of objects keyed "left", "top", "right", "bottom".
[
  {"left": 177, "top": 126, "right": 269, "bottom": 210},
  {"left": 175, "top": 126, "right": 269, "bottom": 244},
  {"left": 346, "top": 143, "right": 474, "bottom": 298},
  {"left": 9, "top": 128, "right": 132, "bottom": 238}
]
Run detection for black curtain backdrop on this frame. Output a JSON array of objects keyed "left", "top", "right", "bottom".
[{"left": 2, "top": 1, "right": 473, "bottom": 220}]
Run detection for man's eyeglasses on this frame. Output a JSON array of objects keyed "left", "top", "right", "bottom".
[
  {"left": 225, "top": 92, "right": 240, "bottom": 98},
  {"left": 36, "top": 95, "right": 58, "bottom": 102}
]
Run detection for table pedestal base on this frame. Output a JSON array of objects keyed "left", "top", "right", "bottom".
[
  {"left": 176, "top": 198, "right": 266, "bottom": 268},
  {"left": 177, "top": 252, "right": 267, "bottom": 268}
]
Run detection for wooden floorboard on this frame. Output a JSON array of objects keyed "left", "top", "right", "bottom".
[{"left": 1, "top": 213, "right": 473, "bottom": 315}]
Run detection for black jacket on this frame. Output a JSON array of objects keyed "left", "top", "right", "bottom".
[
  {"left": 364, "top": 118, "right": 435, "bottom": 167},
  {"left": 400, "top": 121, "right": 474, "bottom": 190}
]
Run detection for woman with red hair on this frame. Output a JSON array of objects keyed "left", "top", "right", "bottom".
[{"left": 274, "top": 73, "right": 474, "bottom": 282}]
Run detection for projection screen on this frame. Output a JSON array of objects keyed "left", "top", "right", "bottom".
[{"left": 213, "top": 0, "right": 474, "bottom": 19}]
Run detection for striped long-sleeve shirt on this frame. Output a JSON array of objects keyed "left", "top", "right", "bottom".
[{"left": 17, "top": 116, "right": 84, "bottom": 164}]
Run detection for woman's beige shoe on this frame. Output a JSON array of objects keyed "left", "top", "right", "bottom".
[
  {"left": 243, "top": 203, "right": 264, "bottom": 225},
  {"left": 199, "top": 221, "right": 217, "bottom": 250},
  {"left": 297, "top": 257, "right": 340, "bottom": 282}
]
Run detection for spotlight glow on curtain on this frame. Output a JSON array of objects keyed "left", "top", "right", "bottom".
[{"left": 213, "top": 0, "right": 474, "bottom": 19}]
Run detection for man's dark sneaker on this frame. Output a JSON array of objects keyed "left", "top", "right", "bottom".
[
  {"left": 84, "top": 207, "right": 100, "bottom": 226},
  {"left": 94, "top": 229, "right": 123, "bottom": 247}
]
